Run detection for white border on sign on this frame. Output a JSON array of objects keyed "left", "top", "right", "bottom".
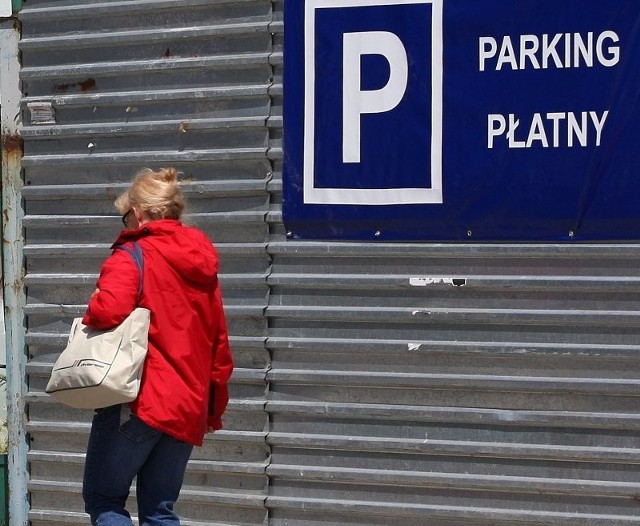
[{"left": 303, "top": 0, "right": 443, "bottom": 205}]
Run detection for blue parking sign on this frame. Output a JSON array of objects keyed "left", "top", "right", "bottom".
[{"left": 284, "top": 0, "right": 640, "bottom": 241}]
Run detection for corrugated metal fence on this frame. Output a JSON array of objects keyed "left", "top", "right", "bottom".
[
  {"left": 264, "top": 242, "right": 640, "bottom": 525},
  {"left": 21, "top": 1, "right": 272, "bottom": 524},
  {"left": 15, "top": 0, "right": 640, "bottom": 525}
]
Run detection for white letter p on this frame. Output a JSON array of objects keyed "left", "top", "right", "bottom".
[{"left": 343, "top": 31, "right": 408, "bottom": 164}]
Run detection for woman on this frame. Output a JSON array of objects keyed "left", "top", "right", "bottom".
[{"left": 81, "top": 167, "right": 233, "bottom": 526}]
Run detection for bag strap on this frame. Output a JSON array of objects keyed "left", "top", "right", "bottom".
[{"left": 115, "top": 242, "right": 144, "bottom": 297}]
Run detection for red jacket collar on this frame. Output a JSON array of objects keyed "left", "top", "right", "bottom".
[{"left": 111, "top": 219, "right": 182, "bottom": 248}]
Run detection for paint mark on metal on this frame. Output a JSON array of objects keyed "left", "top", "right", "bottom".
[
  {"left": 410, "top": 277, "right": 466, "bottom": 287},
  {"left": 408, "top": 343, "right": 421, "bottom": 351}
]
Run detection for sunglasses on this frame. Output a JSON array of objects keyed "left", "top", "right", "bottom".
[{"left": 122, "top": 209, "right": 133, "bottom": 227}]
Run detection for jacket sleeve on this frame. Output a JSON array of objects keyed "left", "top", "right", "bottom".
[
  {"left": 82, "top": 247, "right": 140, "bottom": 330},
  {"left": 207, "top": 283, "right": 234, "bottom": 431}
]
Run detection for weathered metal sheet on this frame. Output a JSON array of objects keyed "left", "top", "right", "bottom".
[
  {"left": 263, "top": 242, "right": 640, "bottom": 526},
  {"left": 19, "top": 1, "right": 272, "bottom": 524},
  {"left": 0, "top": 18, "right": 27, "bottom": 526},
  {"left": 0, "top": 22, "right": 13, "bottom": 380},
  {"left": 263, "top": 0, "right": 640, "bottom": 524}
]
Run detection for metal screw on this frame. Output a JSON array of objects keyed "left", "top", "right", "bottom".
[
  {"left": 466, "top": 230, "right": 473, "bottom": 237},
  {"left": 374, "top": 231, "right": 381, "bottom": 237}
]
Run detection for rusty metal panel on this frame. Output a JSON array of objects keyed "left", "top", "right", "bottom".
[{"left": 19, "top": 1, "right": 272, "bottom": 524}]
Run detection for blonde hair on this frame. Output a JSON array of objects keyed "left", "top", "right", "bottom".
[{"left": 115, "top": 167, "right": 185, "bottom": 220}]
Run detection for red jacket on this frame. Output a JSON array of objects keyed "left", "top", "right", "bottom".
[{"left": 82, "top": 220, "right": 233, "bottom": 446}]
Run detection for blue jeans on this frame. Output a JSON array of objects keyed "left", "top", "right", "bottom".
[{"left": 83, "top": 405, "right": 193, "bottom": 526}]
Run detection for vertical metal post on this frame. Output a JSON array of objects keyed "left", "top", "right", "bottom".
[{"left": 0, "top": 20, "right": 26, "bottom": 526}]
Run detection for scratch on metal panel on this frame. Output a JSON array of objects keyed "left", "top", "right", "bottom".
[
  {"left": 410, "top": 277, "right": 466, "bottom": 287},
  {"left": 496, "top": 410, "right": 518, "bottom": 422}
]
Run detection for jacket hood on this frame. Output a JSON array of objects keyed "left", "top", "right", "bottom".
[{"left": 113, "top": 220, "right": 218, "bottom": 284}]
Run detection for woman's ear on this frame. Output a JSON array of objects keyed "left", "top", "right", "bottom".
[{"left": 133, "top": 207, "right": 145, "bottom": 225}]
